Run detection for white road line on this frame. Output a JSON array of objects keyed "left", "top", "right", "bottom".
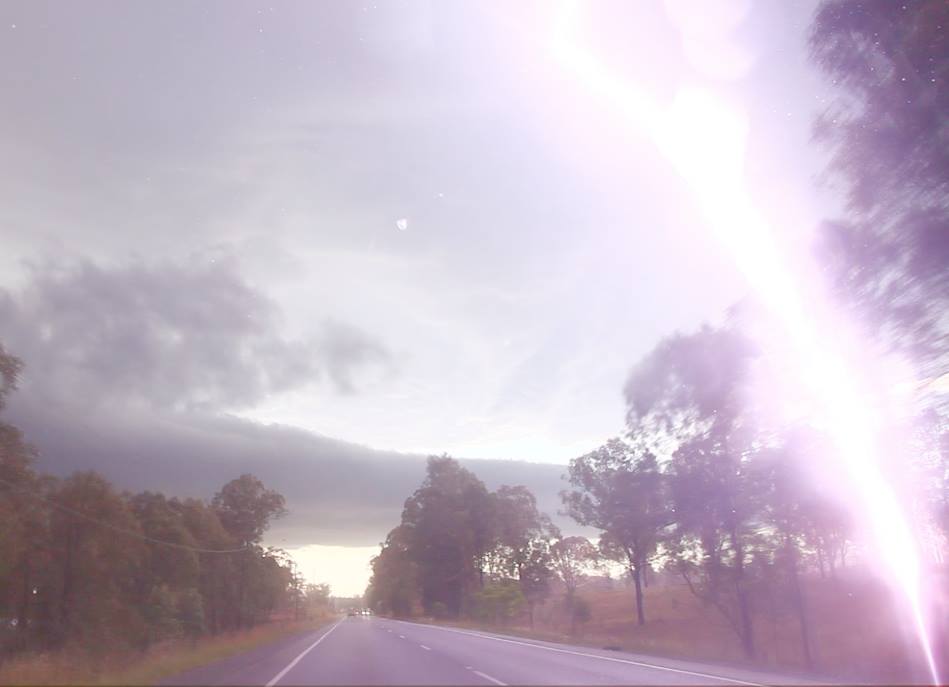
[
  {"left": 398, "top": 634, "right": 406, "bottom": 639},
  {"left": 471, "top": 669, "right": 506, "bottom": 685},
  {"left": 395, "top": 621, "right": 763, "bottom": 687},
  {"left": 265, "top": 619, "right": 344, "bottom": 687},
  {"left": 420, "top": 644, "right": 432, "bottom": 650}
]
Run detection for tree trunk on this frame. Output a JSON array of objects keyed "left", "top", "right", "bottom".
[
  {"left": 632, "top": 566, "right": 645, "bottom": 626},
  {"left": 788, "top": 548, "right": 814, "bottom": 670},
  {"left": 11, "top": 558, "right": 32, "bottom": 652},
  {"left": 731, "top": 530, "right": 755, "bottom": 659},
  {"left": 816, "top": 544, "right": 826, "bottom": 579},
  {"left": 237, "top": 548, "right": 248, "bottom": 629},
  {"left": 60, "top": 524, "right": 76, "bottom": 635},
  {"left": 736, "top": 583, "right": 755, "bottom": 659}
]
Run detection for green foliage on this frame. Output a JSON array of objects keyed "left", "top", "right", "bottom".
[
  {"left": 569, "top": 595, "right": 591, "bottom": 628},
  {"left": 0, "top": 347, "right": 298, "bottom": 657},
  {"left": 367, "top": 526, "right": 419, "bottom": 617},
  {"left": 471, "top": 580, "right": 524, "bottom": 625},
  {"left": 563, "top": 441, "right": 667, "bottom": 626},
  {"left": 143, "top": 585, "right": 182, "bottom": 645},
  {"left": 212, "top": 474, "right": 287, "bottom": 546},
  {"left": 399, "top": 456, "right": 494, "bottom": 617},
  {"left": 176, "top": 588, "right": 206, "bottom": 639}
]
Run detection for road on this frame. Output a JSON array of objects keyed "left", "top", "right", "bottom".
[{"left": 165, "top": 616, "right": 822, "bottom": 686}]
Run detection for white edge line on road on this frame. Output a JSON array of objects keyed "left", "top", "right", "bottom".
[
  {"left": 471, "top": 669, "right": 506, "bottom": 685},
  {"left": 420, "top": 644, "right": 431, "bottom": 650},
  {"left": 393, "top": 620, "right": 763, "bottom": 687},
  {"left": 265, "top": 618, "right": 344, "bottom": 687}
]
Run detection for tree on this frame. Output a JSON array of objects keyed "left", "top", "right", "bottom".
[
  {"left": 0, "top": 344, "right": 47, "bottom": 651},
  {"left": 492, "top": 485, "right": 553, "bottom": 627},
  {"left": 0, "top": 348, "right": 296, "bottom": 655},
  {"left": 471, "top": 580, "right": 524, "bottom": 626},
  {"left": 400, "top": 456, "right": 493, "bottom": 617},
  {"left": 624, "top": 325, "right": 762, "bottom": 658},
  {"left": 130, "top": 492, "right": 200, "bottom": 596},
  {"left": 751, "top": 446, "right": 817, "bottom": 669},
  {"left": 175, "top": 497, "right": 239, "bottom": 633},
  {"left": 303, "top": 583, "right": 332, "bottom": 619},
  {"left": 47, "top": 472, "right": 147, "bottom": 648},
  {"left": 212, "top": 475, "right": 286, "bottom": 628},
  {"left": 563, "top": 440, "right": 667, "bottom": 626},
  {"left": 367, "top": 526, "right": 419, "bottom": 617},
  {"left": 810, "top": 0, "right": 949, "bottom": 370},
  {"left": 549, "top": 535, "right": 598, "bottom": 634},
  {"left": 212, "top": 474, "right": 286, "bottom": 547},
  {"left": 515, "top": 534, "right": 554, "bottom": 629}
]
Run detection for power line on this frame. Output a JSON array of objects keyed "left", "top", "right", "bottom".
[{"left": 0, "top": 476, "right": 249, "bottom": 554}]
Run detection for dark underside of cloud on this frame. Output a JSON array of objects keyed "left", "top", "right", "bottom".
[
  {"left": 6, "top": 398, "right": 573, "bottom": 547},
  {"left": 0, "top": 258, "right": 576, "bottom": 547}
]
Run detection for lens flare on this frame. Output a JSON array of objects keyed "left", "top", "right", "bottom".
[{"left": 552, "top": 2, "right": 940, "bottom": 681}]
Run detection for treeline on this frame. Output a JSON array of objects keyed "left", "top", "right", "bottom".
[
  {"left": 367, "top": 318, "right": 948, "bottom": 668},
  {"left": 366, "top": 456, "right": 592, "bottom": 630},
  {"left": 0, "top": 346, "right": 328, "bottom": 657}
]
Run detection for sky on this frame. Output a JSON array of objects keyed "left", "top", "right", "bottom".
[{"left": 0, "top": 0, "right": 832, "bottom": 596}]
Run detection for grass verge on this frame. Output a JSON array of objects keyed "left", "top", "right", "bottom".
[
  {"left": 0, "top": 616, "right": 336, "bottom": 686},
  {"left": 395, "top": 570, "right": 935, "bottom": 684}
]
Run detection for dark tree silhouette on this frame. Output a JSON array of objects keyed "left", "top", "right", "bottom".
[{"left": 811, "top": 0, "right": 949, "bottom": 370}]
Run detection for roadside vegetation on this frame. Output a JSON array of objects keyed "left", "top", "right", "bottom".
[
  {"left": 0, "top": 614, "right": 333, "bottom": 686},
  {"left": 0, "top": 352, "right": 334, "bottom": 683},
  {"left": 419, "top": 566, "right": 943, "bottom": 682}
]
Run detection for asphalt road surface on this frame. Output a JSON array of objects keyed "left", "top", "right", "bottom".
[{"left": 165, "top": 616, "right": 823, "bottom": 686}]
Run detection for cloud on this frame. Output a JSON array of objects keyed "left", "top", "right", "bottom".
[
  {"left": 0, "top": 257, "right": 392, "bottom": 411},
  {"left": 0, "top": 255, "right": 577, "bottom": 547},
  {"left": 4, "top": 394, "right": 576, "bottom": 547},
  {"left": 319, "top": 320, "right": 392, "bottom": 395}
]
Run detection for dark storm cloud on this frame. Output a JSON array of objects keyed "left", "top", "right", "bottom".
[
  {"left": 5, "top": 395, "right": 573, "bottom": 547},
  {"left": 0, "top": 256, "right": 573, "bottom": 545},
  {"left": 0, "top": 257, "right": 392, "bottom": 410}
]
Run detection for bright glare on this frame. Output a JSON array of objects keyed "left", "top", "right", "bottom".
[
  {"left": 552, "top": 2, "right": 940, "bottom": 682},
  {"left": 290, "top": 544, "right": 378, "bottom": 598}
]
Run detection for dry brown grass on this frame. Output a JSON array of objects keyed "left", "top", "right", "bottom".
[
  {"left": 429, "top": 568, "right": 940, "bottom": 683},
  {"left": 0, "top": 615, "right": 335, "bottom": 686}
]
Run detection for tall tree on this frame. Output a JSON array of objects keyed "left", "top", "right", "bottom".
[
  {"left": 0, "top": 345, "right": 47, "bottom": 650},
  {"left": 212, "top": 474, "right": 286, "bottom": 628},
  {"left": 367, "top": 525, "right": 419, "bottom": 617},
  {"left": 48, "top": 472, "right": 147, "bottom": 648},
  {"left": 563, "top": 440, "right": 667, "bottom": 626},
  {"left": 624, "top": 325, "right": 763, "bottom": 657},
  {"left": 400, "top": 456, "right": 493, "bottom": 617},
  {"left": 549, "top": 534, "right": 598, "bottom": 634},
  {"left": 810, "top": 0, "right": 949, "bottom": 370},
  {"left": 492, "top": 485, "right": 553, "bottom": 626}
]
